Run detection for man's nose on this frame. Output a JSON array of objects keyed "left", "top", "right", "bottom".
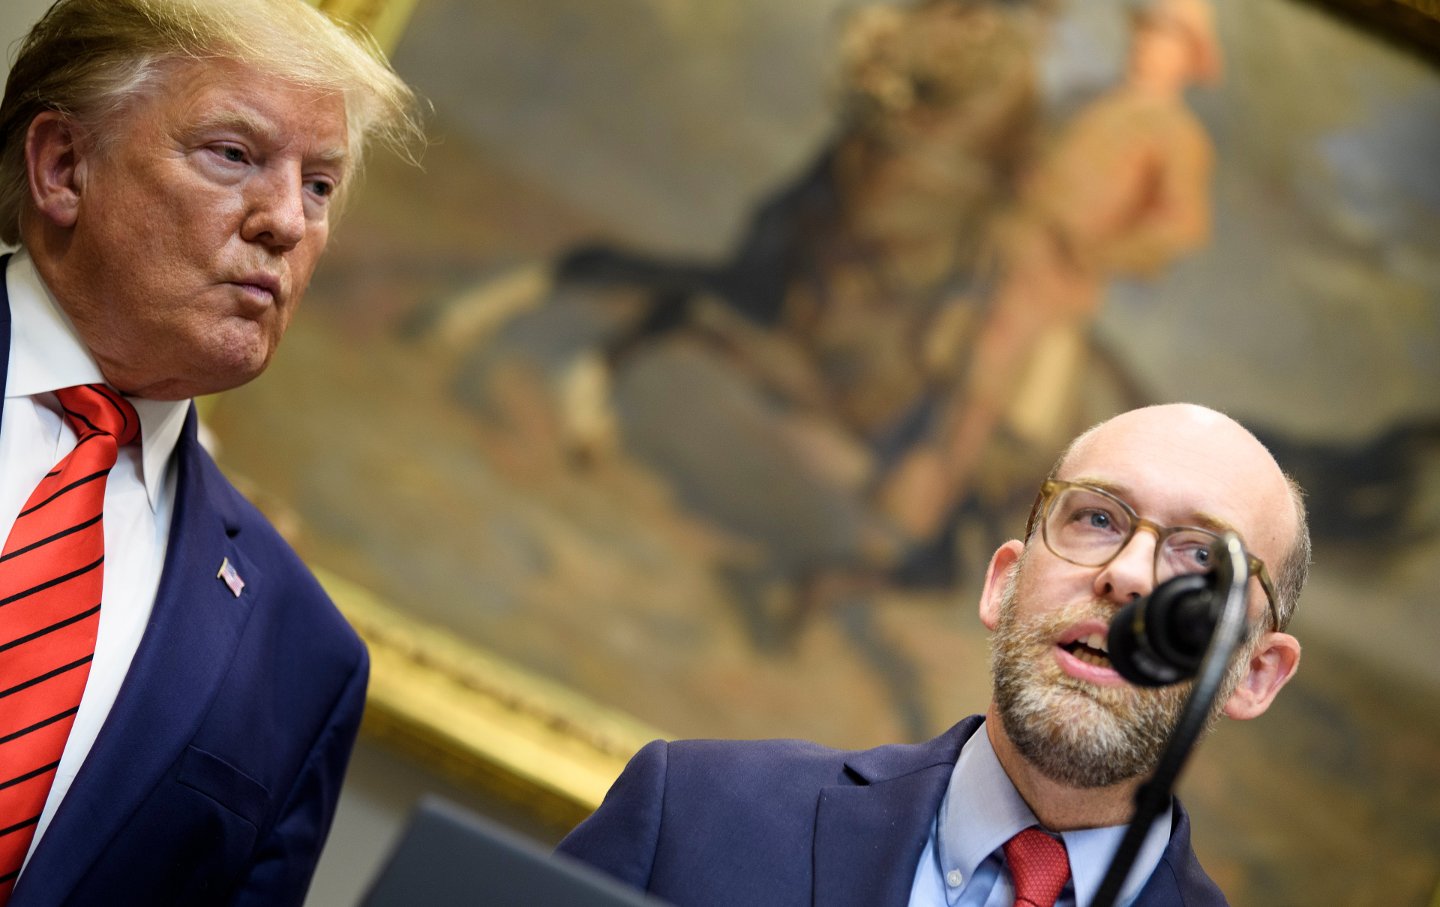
[
  {"left": 242, "top": 166, "right": 307, "bottom": 251},
  {"left": 1094, "top": 529, "right": 1158, "bottom": 606}
]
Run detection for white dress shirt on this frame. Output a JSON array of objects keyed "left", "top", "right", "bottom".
[
  {"left": 1, "top": 250, "right": 190, "bottom": 867},
  {"left": 907, "top": 720, "right": 1173, "bottom": 907}
]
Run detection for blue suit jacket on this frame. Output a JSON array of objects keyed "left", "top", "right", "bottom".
[
  {"left": 557, "top": 717, "right": 1227, "bottom": 907},
  {"left": 2, "top": 256, "right": 368, "bottom": 906}
]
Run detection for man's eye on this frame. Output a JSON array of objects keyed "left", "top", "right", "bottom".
[
  {"left": 217, "top": 145, "right": 247, "bottom": 163},
  {"left": 306, "top": 179, "right": 334, "bottom": 199},
  {"left": 1069, "top": 508, "right": 1117, "bottom": 532},
  {"left": 1168, "top": 540, "right": 1211, "bottom": 569}
]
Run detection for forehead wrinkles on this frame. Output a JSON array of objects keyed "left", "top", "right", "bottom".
[
  {"left": 149, "top": 60, "right": 349, "bottom": 164},
  {"left": 186, "top": 104, "right": 347, "bottom": 164}
]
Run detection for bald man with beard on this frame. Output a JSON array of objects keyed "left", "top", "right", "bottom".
[{"left": 558, "top": 403, "right": 1307, "bottom": 907}]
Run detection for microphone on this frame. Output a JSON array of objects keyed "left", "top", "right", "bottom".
[{"left": 1107, "top": 571, "right": 1224, "bottom": 687}]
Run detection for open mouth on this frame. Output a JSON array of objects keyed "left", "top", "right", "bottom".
[{"left": 1061, "top": 632, "right": 1111, "bottom": 668}]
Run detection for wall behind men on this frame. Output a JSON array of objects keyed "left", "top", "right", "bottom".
[
  {"left": 0, "top": 0, "right": 52, "bottom": 88},
  {"left": 1, "top": 0, "right": 56, "bottom": 252}
]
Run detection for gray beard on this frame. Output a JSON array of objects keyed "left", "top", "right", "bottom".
[{"left": 989, "top": 563, "right": 1248, "bottom": 789}]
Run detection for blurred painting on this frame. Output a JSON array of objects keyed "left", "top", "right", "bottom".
[{"left": 204, "top": 0, "right": 1440, "bottom": 902}]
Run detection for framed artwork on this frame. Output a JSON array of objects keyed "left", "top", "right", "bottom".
[{"left": 199, "top": 0, "right": 1439, "bottom": 902}]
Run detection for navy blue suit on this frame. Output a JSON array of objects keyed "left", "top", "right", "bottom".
[
  {"left": 558, "top": 717, "right": 1227, "bottom": 907},
  {"left": 2, "top": 257, "right": 368, "bottom": 906}
]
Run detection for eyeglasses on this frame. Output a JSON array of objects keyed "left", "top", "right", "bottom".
[{"left": 1026, "top": 479, "right": 1280, "bottom": 631}]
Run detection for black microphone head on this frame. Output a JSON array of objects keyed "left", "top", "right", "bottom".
[{"left": 1107, "top": 572, "right": 1219, "bottom": 687}]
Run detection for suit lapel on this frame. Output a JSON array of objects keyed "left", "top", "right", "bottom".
[
  {"left": 20, "top": 411, "right": 258, "bottom": 901},
  {"left": 811, "top": 718, "right": 981, "bottom": 907},
  {"left": 1132, "top": 805, "right": 1205, "bottom": 907}
]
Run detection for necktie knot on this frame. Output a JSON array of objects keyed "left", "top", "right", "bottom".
[
  {"left": 54, "top": 384, "right": 139, "bottom": 448},
  {"left": 1004, "top": 827, "right": 1071, "bottom": 907}
]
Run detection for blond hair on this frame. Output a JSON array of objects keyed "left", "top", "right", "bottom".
[{"left": 0, "top": 0, "right": 424, "bottom": 245}]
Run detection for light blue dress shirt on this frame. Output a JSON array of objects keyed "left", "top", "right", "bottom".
[{"left": 907, "top": 721, "right": 1172, "bottom": 907}]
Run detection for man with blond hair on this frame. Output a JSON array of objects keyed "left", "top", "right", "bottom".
[
  {"left": 0, "top": 0, "right": 421, "bottom": 903},
  {"left": 561, "top": 403, "right": 1307, "bottom": 906}
]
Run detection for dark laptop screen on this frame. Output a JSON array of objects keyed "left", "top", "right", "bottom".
[{"left": 361, "top": 796, "right": 671, "bottom": 907}]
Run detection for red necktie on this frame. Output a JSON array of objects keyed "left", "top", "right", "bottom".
[
  {"left": 0, "top": 384, "right": 138, "bottom": 902},
  {"left": 1005, "top": 826, "right": 1072, "bottom": 907}
]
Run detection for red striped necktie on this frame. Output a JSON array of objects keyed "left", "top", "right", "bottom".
[{"left": 0, "top": 384, "right": 139, "bottom": 902}]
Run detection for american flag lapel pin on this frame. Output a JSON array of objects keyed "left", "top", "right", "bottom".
[{"left": 217, "top": 557, "right": 246, "bottom": 598}]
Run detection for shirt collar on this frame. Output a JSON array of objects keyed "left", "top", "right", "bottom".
[
  {"left": 5, "top": 248, "right": 190, "bottom": 513},
  {"left": 938, "top": 719, "right": 1173, "bottom": 906}
]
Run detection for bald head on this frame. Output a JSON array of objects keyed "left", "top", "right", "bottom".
[{"left": 1050, "top": 404, "right": 1309, "bottom": 628}]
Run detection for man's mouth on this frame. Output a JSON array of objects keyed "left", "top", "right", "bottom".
[
  {"left": 229, "top": 273, "right": 284, "bottom": 310},
  {"left": 1061, "top": 632, "right": 1112, "bottom": 668}
]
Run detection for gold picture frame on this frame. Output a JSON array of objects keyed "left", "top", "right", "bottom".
[{"left": 316, "top": 567, "right": 662, "bottom": 832}]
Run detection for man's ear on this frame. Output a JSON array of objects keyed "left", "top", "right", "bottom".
[
  {"left": 1222, "top": 631, "right": 1301, "bottom": 720},
  {"left": 978, "top": 539, "right": 1024, "bottom": 631},
  {"left": 26, "top": 110, "right": 87, "bottom": 229}
]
